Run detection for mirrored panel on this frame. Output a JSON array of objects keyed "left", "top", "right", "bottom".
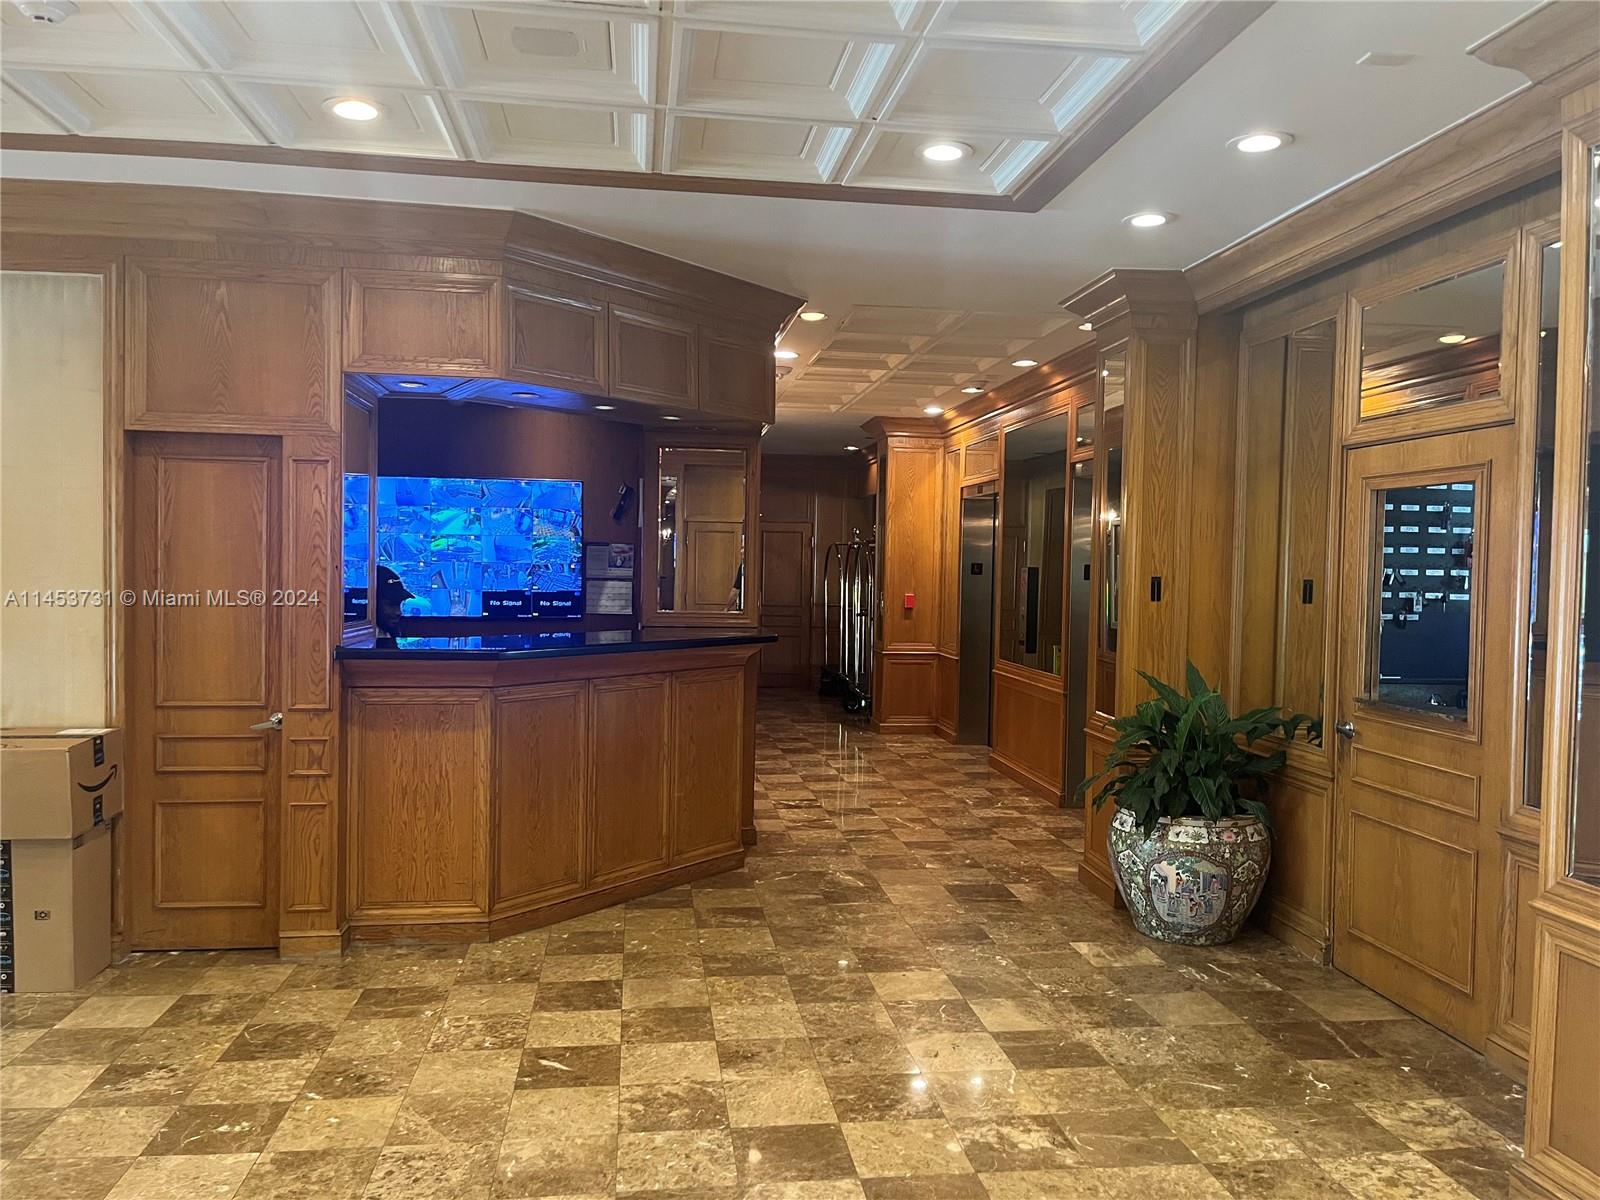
[
  {"left": 1570, "top": 146, "right": 1600, "bottom": 885},
  {"left": 1525, "top": 240, "right": 1562, "bottom": 811},
  {"left": 342, "top": 400, "right": 373, "bottom": 625},
  {"left": 1360, "top": 261, "right": 1504, "bottom": 420},
  {"left": 1073, "top": 403, "right": 1096, "bottom": 454},
  {"left": 1371, "top": 480, "right": 1476, "bottom": 720},
  {"left": 1000, "top": 413, "right": 1068, "bottom": 674},
  {"left": 1095, "top": 354, "right": 1126, "bottom": 716},
  {"left": 657, "top": 447, "right": 748, "bottom": 614}
]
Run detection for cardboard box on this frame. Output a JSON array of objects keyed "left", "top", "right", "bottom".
[
  {"left": 0, "top": 728, "right": 123, "bottom": 838},
  {"left": 2, "top": 826, "right": 112, "bottom": 992}
]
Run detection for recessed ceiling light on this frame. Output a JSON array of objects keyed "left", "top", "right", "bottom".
[
  {"left": 844, "top": 444, "right": 859, "bottom": 451},
  {"left": 1230, "top": 131, "right": 1291, "bottom": 154},
  {"left": 774, "top": 349, "right": 798, "bottom": 360},
  {"left": 924, "top": 405, "right": 944, "bottom": 415},
  {"left": 1078, "top": 322, "right": 1093, "bottom": 332},
  {"left": 594, "top": 404, "right": 615, "bottom": 411},
  {"left": 920, "top": 141, "right": 971, "bottom": 163},
  {"left": 511, "top": 391, "right": 539, "bottom": 399},
  {"left": 662, "top": 414, "right": 681, "bottom": 420},
  {"left": 395, "top": 380, "right": 426, "bottom": 389},
  {"left": 799, "top": 310, "right": 827, "bottom": 322},
  {"left": 1126, "top": 211, "right": 1170, "bottom": 229},
  {"left": 1438, "top": 333, "right": 1468, "bottom": 344},
  {"left": 961, "top": 386, "right": 983, "bottom": 394},
  {"left": 1011, "top": 358, "right": 1038, "bottom": 368},
  {"left": 327, "top": 97, "right": 380, "bottom": 122}
]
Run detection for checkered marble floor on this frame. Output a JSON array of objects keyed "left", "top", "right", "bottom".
[{"left": 1, "top": 692, "right": 1524, "bottom": 1199}]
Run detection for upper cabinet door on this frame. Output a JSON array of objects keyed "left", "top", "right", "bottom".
[
  {"left": 344, "top": 269, "right": 502, "bottom": 377},
  {"left": 609, "top": 305, "right": 697, "bottom": 408},
  {"left": 506, "top": 284, "right": 607, "bottom": 394},
  {"left": 699, "top": 331, "right": 774, "bottom": 422},
  {"left": 127, "top": 258, "right": 339, "bottom": 432}
]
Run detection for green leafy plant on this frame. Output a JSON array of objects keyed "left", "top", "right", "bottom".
[{"left": 1077, "top": 662, "right": 1321, "bottom": 836}]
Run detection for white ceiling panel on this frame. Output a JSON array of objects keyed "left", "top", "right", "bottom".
[
  {"left": 675, "top": 1, "right": 926, "bottom": 38},
  {"left": 881, "top": 41, "right": 1091, "bottom": 135},
  {"left": 230, "top": 82, "right": 455, "bottom": 156},
  {"left": 665, "top": 113, "right": 854, "bottom": 184},
  {"left": 670, "top": 24, "right": 899, "bottom": 122},
  {"left": 926, "top": 1, "right": 1145, "bottom": 52},
  {"left": 415, "top": 3, "right": 654, "bottom": 106},
  {"left": 455, "top": 97, "right": 651, "bottom": 170},
  {"left": 845, "top": 127, "right": 1049, "bottom": 195},
  {"left": 1, "top": 83, "right": 64, "bottom": 134},
  {"left": 158, "top": 1, "right": 429, "bottom": 86},
  {"left": 4, "top": 68, "right": 262, "bottom": 142},
  {"left": 0, "top": 1, "right": 198, "bottom": 73}
]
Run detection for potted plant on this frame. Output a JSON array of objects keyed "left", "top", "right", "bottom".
[{"left": 1078, "top": 663, "right": 1320, "bottom": 945}]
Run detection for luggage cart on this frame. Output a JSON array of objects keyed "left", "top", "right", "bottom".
[{"left": 819, "top": 531, "right": 876, "bottom": 713}]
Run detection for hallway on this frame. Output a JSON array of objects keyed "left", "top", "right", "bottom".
[{"left": 0, "top": 694, "right": 1525, "bottom": 1200}]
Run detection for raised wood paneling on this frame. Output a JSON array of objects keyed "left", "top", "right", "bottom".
[
  {"left": 345, "top": 269, "right": 501, "bottom": 376},
  {"left": 989, "top": 667, "right": 1064, "bottom": 800},
  {"left": 495, "top": 683, "right": 586, "bottom": 909},
  {"left": 126, "top": 258, "right": 337, "bottom": 432},
  {"left": 759, "top": 521, "right": 810, "bottom": 687},
  {"left": 701, "top": 331, "right": 774, "bottom": 422},
  {"left": 506, "top": 284, "right": 606, "bottom": 392},
  {"left": 610, "top": 306, "right": 696, "bottom": 408},
  {"left": 347, "top": 689, "right": 490, "bottom": 919},
  {"left": 1492, "top": 838, "right": 1541, "bottom": 1063},
  {"left": 875, "top": 650, "right": 938, "bottom": 731},
  {"left": 1078, "top": 725, "right": 1118, "bottom": 905},
  {"left": 588, "top": 675, "right": 670, "bottom": 885},
  {"left": 671, "top": 668, "right": 744, "bottom": 863},
  {"left": 1257, "top": 764, "right": 1333, "bottom": 959}
]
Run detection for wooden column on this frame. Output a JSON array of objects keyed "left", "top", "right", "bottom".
[
  {"left": 1061, "top": 270, "right": 1198, "bottom": 903},
  {"left": 864, "top": 418, "right": 945, "bottom": 732}
]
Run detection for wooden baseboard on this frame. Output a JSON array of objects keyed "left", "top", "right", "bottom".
[
  {"left": 1254, "top": 900, "right": 1331, "bottom": 964},
  {"left": 278, "top": 927, "right": 348, "bottom": 958},
  {"left": 1078, "top": 857, "right": 1120, "bottom": 906},
  {"left": 934, "top": 720, "right": 957, "bottom": 743},
  {"left": 871, "top": 717, "right": 939, "bottom": 734},
  {"left": 1483, "top": 1032, "right": 1529, "bottom": 1083},
  {"left": 989, "top": 748, "right": 1063, "bottom": 804},
  {"left": 1511, "top": 1161, "right": 1576, "bottom": 1200},
  {"left": 347, "top": 851, "right": 745, "bottom": 943}
]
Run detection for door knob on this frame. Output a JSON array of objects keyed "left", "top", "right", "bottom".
[
  {"left": 249, "top": 712, "right": 284, "bottom": 732},
  {"left": 1334, "top": 720, "right": 1356, "bottom": 741}
]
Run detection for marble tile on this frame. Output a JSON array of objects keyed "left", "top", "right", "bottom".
[
  {"left": 265, "top": 1097, "right": 401, "bottom": 1151},
  {"left": 145, "top": 1102, "right": 288, "bottom": 1156},
  {"left": 515, "top": 1043, "right": 621, "bottom": 1091},
  {"left": 22, "top": 1104, "right": 173, "bottom": 1158},
  {"left": 733, "top": 1123, "right": 858, "bottom": 1186},
  {"left": 104, "top": 1153, "right": 257, "bottom": 1199},
  {"left": 615, "top": 1128, "right": 737, "bottom": 1192},
  {"left": 233, "top": 1149, "right": 380, "bottom": 1200},
  {"left": 0, "top": 1156, "right": 134, "bottom": 1199},
  {"left": 523, "top": 1009, "right": 622, "bottom": 1048},
  {"left": 360, "top": 1145, "right": 496, "bottom": 1199},
  {"left": 1357, "top": 1098, "right": 1509, "bottom": 1150},
  {"left": 725, "top": 1073, "right": 839, "bottom": 1127},
  {"left": 1318, "top": 1150, "right": 1482, "bottom": 1199},
  {"left": 55, "top": 996, "right": 178, "bottom": 1030},
  {"left": 949, "top": 1116, "right": 1080, "bottom": 1172},
  {"left": 824, "top": 1073, "right": 944, "bottom": 1123},
  {"left": 839, "top": 1119, "right": 973, "bottom": 1177},
  {"left": 2, "top": 1063, "right": 108, "bottom": 1107},
  {"left": 1204, "top": 1157, "right": 1357, "bottom": 1198},
  {"left": 188, "top": 1057, "right": 318, "bottom": 1104},
  {"left": 620, "top": 1039, "right": 723, "bottom": 1085},
  {"left": 387, "top": 1093, "right": 509, "bottom": 1147},
  {"left": 0, "top": 1105, "right": 63, "bottom": 1157},
  {"left": 619, "top": 1081, "right": 729, "bottom": 1133}
]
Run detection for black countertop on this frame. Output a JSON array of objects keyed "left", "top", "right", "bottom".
[{"left": 335, "top": 627, "right": 776, "bottom": 662}]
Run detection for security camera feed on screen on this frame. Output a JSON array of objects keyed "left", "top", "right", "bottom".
[
  {"left": 370, "top": 476, "right": 584, "bottom": 620},
  {"left": 343, "top": 473, "right": 371, "bottom": 621}
]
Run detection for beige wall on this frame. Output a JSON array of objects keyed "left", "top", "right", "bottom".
[{"left": 1, "top": 271, "right": 108, "bottom": 727}]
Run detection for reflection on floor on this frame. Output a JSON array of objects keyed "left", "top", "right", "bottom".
[{"left": 0, "top": 692, "right": 1524, "bottom": 1199}]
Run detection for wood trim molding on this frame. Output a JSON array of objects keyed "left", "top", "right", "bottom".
[{"left": 0, "top": 179, "right": 802, "bottom": 329}]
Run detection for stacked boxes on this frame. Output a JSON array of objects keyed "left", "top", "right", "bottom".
[{"left": 0, "top": 728, "right": 123, "bottom": 992}]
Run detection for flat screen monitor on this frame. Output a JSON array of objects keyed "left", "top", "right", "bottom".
[{"left": 363, "top": 475, "right": 583, "bottom": 620}]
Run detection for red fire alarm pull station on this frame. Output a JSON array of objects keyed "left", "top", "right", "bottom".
[{"left": 903, "top": 593, "right": 915, "bottom": 611}]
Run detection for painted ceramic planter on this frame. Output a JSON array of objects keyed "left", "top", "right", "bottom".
[{"left": 1107, "top": 809, "right": 1271, "bottom": 945}]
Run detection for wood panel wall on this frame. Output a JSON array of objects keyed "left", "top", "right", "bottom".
[{"left": 758, "top": 455, "right": 872, "bottom": 688}]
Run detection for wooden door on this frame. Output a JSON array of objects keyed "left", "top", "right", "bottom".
[
  {"left": 127, "top": 433, "right": 283, "bottom": 948},
  {"left": 759, "top": 521, "right": 811, "bottom": 687},
  {"left": 1332, "top": 425, "right": 1520, "bottom": 1048}
]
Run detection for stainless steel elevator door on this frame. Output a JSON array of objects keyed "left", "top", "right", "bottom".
[
  {"left": 958, "top": 496, "right": 998, "bottom": 745},
  {"left": 1064, "top": 461, "right": 1096, "bottom": 798}
]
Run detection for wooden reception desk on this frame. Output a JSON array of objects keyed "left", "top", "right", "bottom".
[{"left": 335, "top": 629, "right": 773, "bottom": 941}]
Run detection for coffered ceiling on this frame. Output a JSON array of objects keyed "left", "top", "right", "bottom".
[
  {"left": 0, "top": 0, "right": 1232, "bottom": 204},
  {"left": 776, "top": 305, "right": 1077, "bottom": 420}
]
